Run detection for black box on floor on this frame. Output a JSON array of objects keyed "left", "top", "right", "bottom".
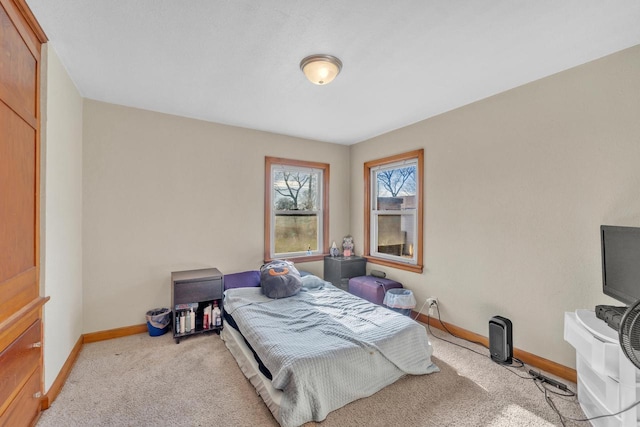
[{"left": 489, "top": 316, "right": 513, "bottom": 364}]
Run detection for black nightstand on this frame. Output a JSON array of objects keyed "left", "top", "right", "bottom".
[
  {"left": 171, "top": 267, "right": 224, "bottom": 343},
  {"left": 323, "top": 256, "right": 366, "bottom": 291}
]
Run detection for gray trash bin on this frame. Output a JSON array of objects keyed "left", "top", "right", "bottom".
[{"left": 383, "top": 289, "right": 416, "bottom": 316}]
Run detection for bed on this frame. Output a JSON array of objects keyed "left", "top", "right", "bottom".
[{"left": 221, "top": 271, "right": 439, "bottom": 427}]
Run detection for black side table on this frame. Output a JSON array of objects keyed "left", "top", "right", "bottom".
[
  {"left": 171, "top": 267, "right": 224, "bottom": 343},
  {"left": 323, "top": 256, "right": 366, "bottom": 291}
]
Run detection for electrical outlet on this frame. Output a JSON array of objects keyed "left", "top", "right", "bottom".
[{"left": 426, "top": 297, "right": 438, "bottom": 315}]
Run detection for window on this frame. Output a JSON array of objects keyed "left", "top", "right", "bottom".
[
  {"left": 264, "top": 157, "right": 329, "bottom": 262},
  {"left": 364, "top": 149, "right": 423, "bottom": 273}
]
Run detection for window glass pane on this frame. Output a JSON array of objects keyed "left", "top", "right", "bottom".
[
  {"left": 375, "top": 195, "right": 417, "bottom": 211},
  {"left": 365, "top": 149, "right": 422, "bottom": 271},
  {"left": 274, "top": 213, "right": 318, "bottom": 254},
  {"left": 374, "top": 165, "right": 416, "bottom": 210},
  {"left": 265, "top": 157, "right": 329, "bottom": 261},
  {"left": 273, "top": 169, "right": 319, "bottom": 211},
  {"left": 375, "top": 214, "right": 415, "bottom": 259}
]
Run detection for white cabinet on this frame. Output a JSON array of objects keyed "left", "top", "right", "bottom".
[{"left": 564, "top": 310, "right": 640, "bottom": 426}]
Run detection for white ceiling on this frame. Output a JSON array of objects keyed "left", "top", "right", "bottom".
[{"left": 26, "top": 1, "right": 640, "bottom": 145}]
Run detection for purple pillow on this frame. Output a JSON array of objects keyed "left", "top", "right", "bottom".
[{"left": 224, "top": 270, "right": 260, "bottom": 290}]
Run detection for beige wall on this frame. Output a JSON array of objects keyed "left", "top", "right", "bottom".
[
  {"left": 350, "top": 45, "right": 640, "bottom": 368},
  {"left": 82, "top": 100, "right": 351, "bottom": 333},
  {"left": 41, "top": 44, "right": 84, "bottom": 391},
  {"left": 80, "top": 45, "right": 640, "bottom": 367}
]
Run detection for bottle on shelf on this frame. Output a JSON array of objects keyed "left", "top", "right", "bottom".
[
  {"left": 179, "top": 311, "right": 185, "bottom": 334},
  {"left": 190, "top": 307, "right": 196, "bottom": 332},
  {"left": 185, "top": 309, "right": 191, "bottom": 333},
  {"left": 213, "top": 301, "right": 221, "bottom": 328}
]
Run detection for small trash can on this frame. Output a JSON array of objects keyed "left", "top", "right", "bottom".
[
  {"left": 383, "top": 289, "right": 416, "bottom": 316},
  {"left": 146, "top": 308, "right": 171, "bottom": 336}
]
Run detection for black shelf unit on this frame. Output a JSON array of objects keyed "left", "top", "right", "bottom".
[
  {"left": 323, "top": 256, "right": 366, "bottom": 291},
  {"left": 171, "top": 267, "right": 224, "bottom": 343}
]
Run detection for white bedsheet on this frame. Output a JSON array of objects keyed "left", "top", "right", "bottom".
[{"left": 224, "top": 283, "right": 438, "bottom": 427}]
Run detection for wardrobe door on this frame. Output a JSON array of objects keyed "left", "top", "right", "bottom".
[{"left": 0, "top": 0, "right": 47, "bottom": 425}]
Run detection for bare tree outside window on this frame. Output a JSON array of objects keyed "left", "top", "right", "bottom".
[
  {"left": 270, "top": 167, "right": 322, "bottom": 255},
  {"left": 364, "top": 150, "right": 424, "bottom": 273},
  {"left": 273, "top": 171, "right": 315, "bottom": 210},
  {"left": 376, "top": 167, "right": 416, "bottom": 197},
  {"left": 265, "top": 157, "right": 329, "bottom": 262}
]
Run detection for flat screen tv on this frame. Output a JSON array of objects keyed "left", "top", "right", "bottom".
[{"left": 601, "top": 225, "right": 640, "bottom": 306}]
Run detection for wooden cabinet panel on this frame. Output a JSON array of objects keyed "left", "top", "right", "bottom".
[
  {"left": 0, "top": 269, "right": 38, "bottom": 327},
  {"left": 0, "top": 1, "right": 46, "bottom": 425},
  {"left": 0, "top": 319, "right": 40, "bottom": 414},
  {"left": 0, "top": 367, "right": 41, "bottom": 427},
  {"left": 0, "top": 100, "right": 36, "bottom": 285},
  {"left": 0, "top": 299, "right": 40, "bottom": 352},
  {"left": 0, "top": 3, "right": 37, "bottom": 118}
]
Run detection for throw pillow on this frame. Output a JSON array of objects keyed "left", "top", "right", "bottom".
[{"left": 260, "top": 260, "right": 302, "bottom": 299}]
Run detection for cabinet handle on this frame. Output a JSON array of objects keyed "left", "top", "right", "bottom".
[
  {"left": 31, "top": 342, "right": 42, "bottom": 348},
  {"left": 33, "top": 392, "right": 42, "bottom": 399}
]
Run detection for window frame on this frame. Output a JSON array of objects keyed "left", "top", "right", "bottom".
[
  {"left": 364, "top": 149, "right": 424, "bottom": 273},
  {"left": 264, "top": 156, "right": 330, "bottom": 263}
]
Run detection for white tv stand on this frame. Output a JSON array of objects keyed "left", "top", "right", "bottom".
[{"left": 564, "top": 309, "right": 640, "bottom": 426}]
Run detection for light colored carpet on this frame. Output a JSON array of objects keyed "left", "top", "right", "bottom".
[{"left": 38, "top": 325, "right": 587, "bottom": 426}]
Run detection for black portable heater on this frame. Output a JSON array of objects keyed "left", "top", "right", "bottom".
[{"left": 489, "top": 316, "right": 513, "bottom": 364}]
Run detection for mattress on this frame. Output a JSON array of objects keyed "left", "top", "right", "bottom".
[
  {"left": 222, "top": 280, "right": 438, "bottom": 427},
  {"left": 221, "top": 323, "right": 283, "bottom": 423}
]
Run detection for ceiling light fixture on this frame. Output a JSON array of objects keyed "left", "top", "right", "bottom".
[{"left": 300, "top": 54, "right": 342, "bottom": 85}]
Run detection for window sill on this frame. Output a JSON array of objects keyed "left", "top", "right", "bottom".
[
  {"left": 264, "top": 254, "right": 328, "bottom": 264},
  {"left": 364, "top": 256, "right": 423, "bottom": 273}
]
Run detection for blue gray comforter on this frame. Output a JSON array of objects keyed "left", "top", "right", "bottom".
[{"left": 224, "top": 282, "right": 439, "bottom": 427}]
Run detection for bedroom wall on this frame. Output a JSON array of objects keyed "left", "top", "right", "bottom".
[
  {"left": 40, "top": 44, "right": 84, "bottom": 390},
  {"left": 82, "top": 100, "right": 351, "bottom": 333},
  {"left": 349, "top": 45, "right": 640, "bottom": 368}
]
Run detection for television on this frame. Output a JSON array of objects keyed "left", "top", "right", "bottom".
[{"left": 601, "top": 225, "right": 640, "bottom": 306}]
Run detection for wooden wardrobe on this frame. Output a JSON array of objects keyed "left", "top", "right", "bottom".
[{"left": 0, "top": 0, "right": 48, "bottom": 425}]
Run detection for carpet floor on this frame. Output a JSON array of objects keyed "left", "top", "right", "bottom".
[{"left": 37, "top": 324, "right": 588, "bottom": 426}]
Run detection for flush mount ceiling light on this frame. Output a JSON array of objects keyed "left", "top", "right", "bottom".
[{"left": 300, "top": 54, "right": 343, "bottom": 85}]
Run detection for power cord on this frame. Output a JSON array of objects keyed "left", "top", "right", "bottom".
[
  {"left": 422, "top": 303, "right": 576, "bottom": 412},
  {"left": 557, "top": 399, "right": 640, "bottom": 424},
  {"left": 412, "top": 298, "right": 430, "bottom": 322},
  {"left": 423, "top": 301, "right": 519, "bottom": 367},
  {"left": 422, "top": 301, "right": 640, "bottom": 425}
]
